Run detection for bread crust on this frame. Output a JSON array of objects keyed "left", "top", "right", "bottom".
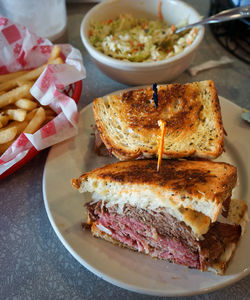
[
  {"left": 73, "top": 159, "right": 237, "bottom": 222},
  {"left": 93, "top": 80, "right": 224, "bottom": 160}
]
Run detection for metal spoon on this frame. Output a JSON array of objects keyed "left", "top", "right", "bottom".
[{"left": 175, "top": 5, "right": 250, "bottom": 34}]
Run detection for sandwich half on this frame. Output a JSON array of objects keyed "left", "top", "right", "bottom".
[
  {"left": 72, "top": 159, "right": 248, "bottom": 275},
  {"left": 93, "top": 80, "right": 224, "bottom": 160}
]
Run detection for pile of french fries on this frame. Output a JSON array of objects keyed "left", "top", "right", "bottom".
[{"left": 0, "top": 46, "right": 63, "bottom": 155}]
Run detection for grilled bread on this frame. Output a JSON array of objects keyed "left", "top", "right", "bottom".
[
  {"left": 72, "top": 159, "right": 237, "bottom": 229},
  {"left": 93, "top": 80, "right": 224, "bottom": 160}
]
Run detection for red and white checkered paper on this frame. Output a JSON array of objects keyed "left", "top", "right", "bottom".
[{"left": 0, "top": 16, "right": 86, "bottom": 175}]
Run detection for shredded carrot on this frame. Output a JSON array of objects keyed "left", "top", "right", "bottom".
[
  {"left": 157, "top": 119, "right": 166, "bottom": 172},
  {"left": 138, "top": 42, "right": 145, "bottom": 49},
  {"left": 158, "top": 0, "right": 163, "bottom": 22},
  {"left": 171, "top": 24, "right": 176, "bottom": 33},
  {"left": 88, "top": 30, "right": 93, "bottom": 37}
]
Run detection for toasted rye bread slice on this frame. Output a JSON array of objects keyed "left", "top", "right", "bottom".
[
  {"left": 89, "top": 198, "right": 248, "bottom": 275},
  {"left": 93, "top": 80, "right": 224, "bottom": 160},
  {"left": 72, "top": 159, "right": 237, "bottom": 226}
]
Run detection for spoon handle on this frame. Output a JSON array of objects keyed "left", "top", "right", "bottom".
[{"left": 175, "top": 5, "right": 250, "bottom": 33}]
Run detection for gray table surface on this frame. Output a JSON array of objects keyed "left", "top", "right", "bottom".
[{"left": 1, "top": 1, "right": 250, "bottom": 299}]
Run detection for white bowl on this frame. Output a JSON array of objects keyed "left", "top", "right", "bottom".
[{"left": 80, "top": 0, "right": 204, "bottom": 85}]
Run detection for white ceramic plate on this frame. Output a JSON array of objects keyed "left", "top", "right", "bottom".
[{"left": 43, "top": 91, "right": 250, "bottom": 297}]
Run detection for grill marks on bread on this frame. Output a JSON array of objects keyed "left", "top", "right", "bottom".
[
  {"left": 93, "top": 80, "right": 224, "bottom": 160},
  {"left": 97, "top": 160, "right": 213, "bottom": 191},
  {"left": 121, "top": 84, "right": 202, "bottom": 133},
  {"left": 85, "top": 159, "right": 236, "bottom": 200},
  {"left": 75, "top": 159, "right": 237, "bottom": 224}
]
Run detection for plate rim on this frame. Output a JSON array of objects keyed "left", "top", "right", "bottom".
[{"left": 42, "top": 94, "right": 250, "bottom": 297}]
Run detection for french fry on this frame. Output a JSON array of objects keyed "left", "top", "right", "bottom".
[
  {"left": 0, "top": 53, "right": 63, "bottom": 156},
  {"left": 24, "top": 93, "right": 35, "bottom": 100},
  {"left": 0, "top": 57, "right": 63, "bottom": 92},
  {"left": 2, "top": 103, "right": 16, "bottom": 109},
  {"left": 19, "top": 57, "right": 63, "bottom": 81},
  {"left": 7, "top": 120, "right": 29, "bottom": 136},
  {"left": 0, "top": 80, "right": 17, "bottom": 93},
  {"left": 5, "top": 108, "right": 27, "bottom": 122},
  {"left": 0, "top": 80, "right": 17, "bottom": 92},
  {"left": 51, "top": 57, "right": 64, "bottom": 65},
  {"left": 18, "top": 64, "right": 47, "bottom": 81},
  {"left": 15, "top": 98, "right": 38, "bottom": 111},
  {"left": 26, "top": 108, "right": 38, "bottom": 121},
  {"left": 0, "top": 70, "right": 28, "bottom": 83},
  {"left": 0, "top": 126, "right": 17, "bottom": 144},
  {"left": 0, "top": 66, "right": 46, "bottom": 92},
  {"left": 24, "top": 107, "right": 46, "bottom": 134},
  {"left": 48, "top": 45, "right": 61, "bottom": 62},
  {"left": 16, "top": 80, "right": 35, "bottom": 87},
  {"left": 0, "top": 114, "right": 9, "bottom": 128},
  {"left": 0, "top": 83, "right": 33, "bottom": 108}
]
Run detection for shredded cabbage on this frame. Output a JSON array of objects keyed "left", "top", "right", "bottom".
[{"left": 89, "top": 14, "right": 197, "bottom": 62}]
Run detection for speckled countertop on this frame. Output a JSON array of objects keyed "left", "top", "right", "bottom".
[{"left": 0, "top": 1, "right": 249, "bottom": 299}]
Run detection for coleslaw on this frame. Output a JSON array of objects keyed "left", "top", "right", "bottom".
[{"left": 89, "top": 14, "right": 198, "bottom": 62}]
